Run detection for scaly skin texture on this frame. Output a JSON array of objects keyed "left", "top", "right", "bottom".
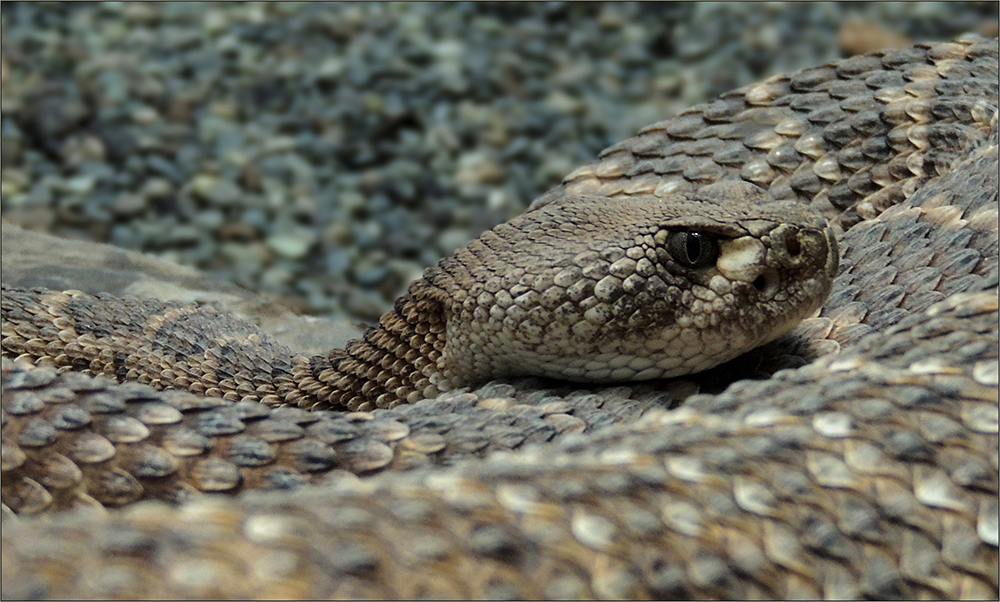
[
  {"left": 1, "top": 37, "right": 999, "bottom": 599},
  {"left": 2, "top": 184, "right": 837, "bottom": 411}
]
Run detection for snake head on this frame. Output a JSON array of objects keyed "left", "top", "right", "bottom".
[{"left": 430, "top": 180, "right": 838, "bottom": 387}]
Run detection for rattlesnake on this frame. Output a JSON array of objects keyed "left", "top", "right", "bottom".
[{"left": 1, "top": 36, "right": 998, "bottom": 599}]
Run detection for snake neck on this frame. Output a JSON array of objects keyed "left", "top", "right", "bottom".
[
  {"left": 0, "top": 283, "right": 452, "bottom": 413},
  {"left": 288, "top": 278, "right": 450, "bottom": 411}
]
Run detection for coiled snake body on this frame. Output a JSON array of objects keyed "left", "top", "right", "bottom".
[{"left": 1, "top": 37, "right": 998, "bottom": 599}]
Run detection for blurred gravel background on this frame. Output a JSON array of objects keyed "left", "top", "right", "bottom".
[{"left": 2, "top": 2, "right": 997, "bottom": 322}]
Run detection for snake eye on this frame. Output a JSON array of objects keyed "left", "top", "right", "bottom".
[{"left": 667, "top": 231, "right": 718, "bottom": 269}]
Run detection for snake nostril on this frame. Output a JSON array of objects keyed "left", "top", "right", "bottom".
[{"left": 753, "top": 275, "right": 767, "bottom": 291}]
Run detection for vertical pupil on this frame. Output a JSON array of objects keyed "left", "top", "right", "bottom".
[{"left": 686, "top": 233, "right": 702, "bottom": 263}]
